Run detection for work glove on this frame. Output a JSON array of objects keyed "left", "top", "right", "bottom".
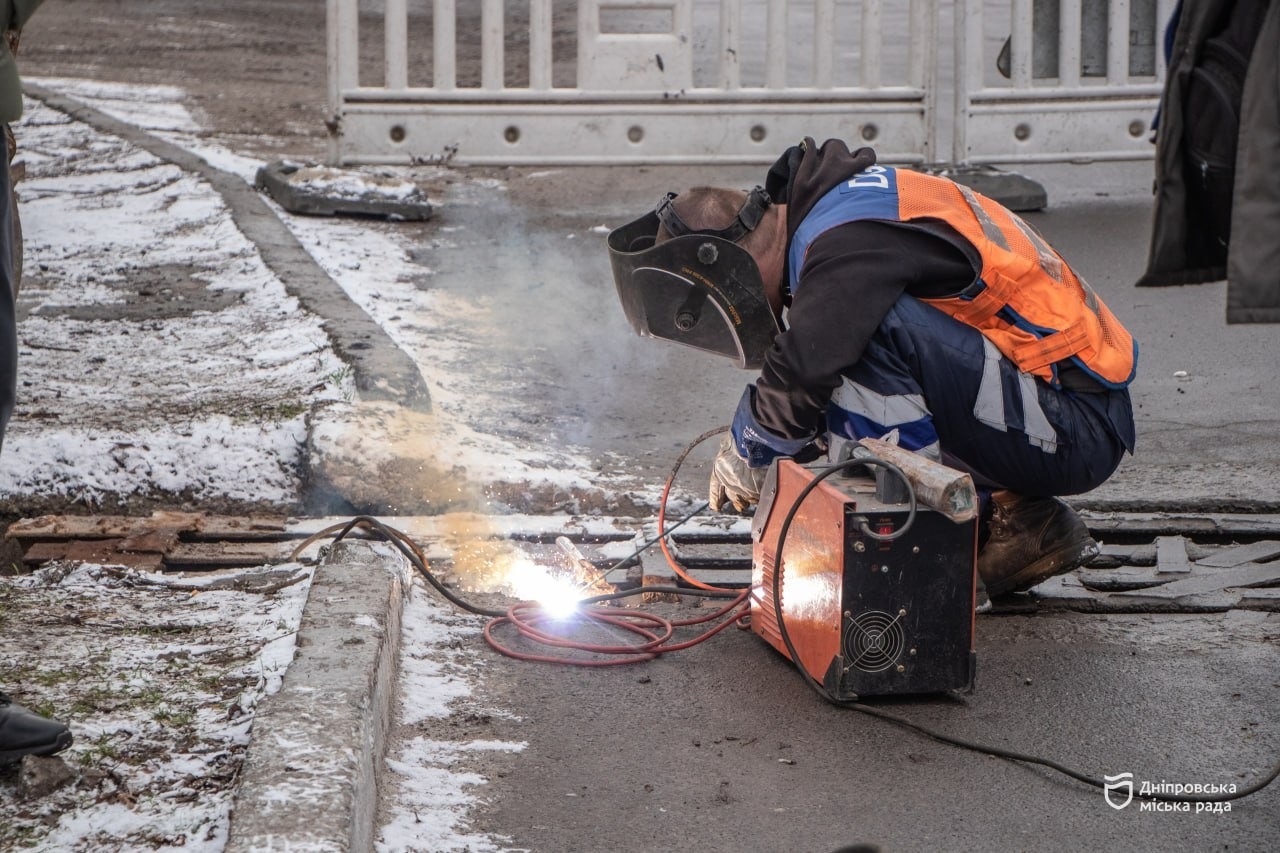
[{"left": 709, "top": 435, "right": 768, "bottom": 513}]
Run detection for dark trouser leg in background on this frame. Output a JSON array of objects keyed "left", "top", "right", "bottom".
[{"left": 0, "top": 126, "right": 73, "bottom": 762}]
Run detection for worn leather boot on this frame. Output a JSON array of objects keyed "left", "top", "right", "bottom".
[
  {"left": 0, "top": 693, "right": 73, "bottom": 764},
  {"left": 978, "top": 491, "right": 1098, "bottom": 598}
]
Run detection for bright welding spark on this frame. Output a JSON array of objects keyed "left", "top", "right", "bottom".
[{"left": 505, "top": 556, "right": 585, "bottom": 619}]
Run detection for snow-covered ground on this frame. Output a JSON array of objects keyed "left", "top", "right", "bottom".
[
  {"left": 1, "top": 561, "right": 314, "bottom": 850},
  {"left": 5, "top": 77, "right": 657, "bottom": 518},
  {"left": 4, "top": 86, "right": 350, "bottom": 510},
  {"left": 1, "top": 79, "right": 557, "bottom": 851}
]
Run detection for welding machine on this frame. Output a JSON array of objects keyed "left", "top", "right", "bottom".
[{"left": 750, "top": 458, "right": 978, "bottom": 698}]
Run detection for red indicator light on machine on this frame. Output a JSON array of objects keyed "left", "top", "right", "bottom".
[{"left": 877, "top": 523, "right": 894, "bottom": 537}]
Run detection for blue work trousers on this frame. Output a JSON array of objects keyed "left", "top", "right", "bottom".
[{"left": 826, "top": 295, "right": 1133, "bottom": 496}]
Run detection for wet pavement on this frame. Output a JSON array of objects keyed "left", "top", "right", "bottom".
[{"left": 396, "top": 161, "right": 1280, "bottom": 851}]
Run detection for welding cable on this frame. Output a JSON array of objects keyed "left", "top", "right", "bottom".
[
  {"left": 483, "top": 586, "right": 750, "bottom": 666},
  {"left": 766, "top": 466, "right": 1280, "bottom": 805},
  {"left": 657, "top": 425, "right": 745, "bottom": 592},
  {"left": 297, "top": 514, "right": 751, "bottom": 665},
  {"left": 843, "top": 702, "right": 1280, "bottom": 805},
  {"left": 600, "top": 501, "right": 712, "bottom": 577},
  {"left": 297, "top": 515, "right": 507, "bottom": 618}
]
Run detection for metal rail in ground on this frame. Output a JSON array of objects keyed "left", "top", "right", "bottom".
[{"left": 7, "top": 511, "right": 1280, "bottom": 614}]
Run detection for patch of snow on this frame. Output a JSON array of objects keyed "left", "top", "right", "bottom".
[
  {"left": 376, "top": 581, "right": 523, "bottom": 852},
  {"left": 7, "top": 94, "right": 349, "bottom": 506},
  {"left": 26, "top": 77, "right": 202, "bottom": 132},
  {"left": 282, "top": 164, "right": 425, "bottom": 202},
  {"left": 0, "top": 418, "right": 309, "bottom": 505},
  {"left": 1, "top": 563, "right": 314, "bottom": 851}
]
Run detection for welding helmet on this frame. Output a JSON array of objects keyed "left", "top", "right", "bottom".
[{"left": 607, "top": 187, "right": 780, "bottom": 370}]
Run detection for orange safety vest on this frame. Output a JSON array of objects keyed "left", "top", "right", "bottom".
[{"left": 788, "top": 165, "right": 1137, "bottom": 388}]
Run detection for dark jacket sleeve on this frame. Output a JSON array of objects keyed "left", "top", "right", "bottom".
[
  {"left": 753, "top": 229, "right": 905, "bottom": 440},
  {"left": 749, "top": 221, "right": 975, "bottom": 444}
]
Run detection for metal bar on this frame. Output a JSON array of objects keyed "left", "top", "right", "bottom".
[
  {"left": 327, "top": 0, "right": 356, "bottom": 164},
  {"left": 765, "top": 0, "right": 788, "bottom": 89},
  {"left": 1155, "top": 0, "right": 1176, "bottom": 78},
  {"left": 1060, "top": 0, "right": 1083, "bottom": 86},
  {"left": 861, "top": 0, "right": 883, "bottom": 89},
  {"left": 965, "top": 149, "right": 1156, "bottom": 164},
  {"left": 953, "top": 0, "right": 984, "bottom": 162},
  {"left": 814, "top": 0, "right": 835, "bottom": 88},
  {"left": 433, "top": 0, "right": 456, "bottom": 91},
  {"left": 340, "top": 86, "right": 929, "bottom": 103},
  {"left": 1011, "top": 0, "right": 1033, "bottom": 89},
  {"left": 907, "top": 0, "right": 927, "bottom": 89},
  {"left": 1108, "top": 0, "right": 1131, "bottom": 83},
  {"left": 530, "top": 0, "right": 553, "bottom": 91},
  {"left": 966, "top": 83, "right": 1162, "bottom": 101},
  {"left": 385, "top": 0, "right": 408, "bottom": 90},
  {"left": 330, "top": 0, "right": 358, "bottom": 94},
  {"left": 343, "top": 151, "right": 931, "bottom": 166},
  {"left": 721, "top": 0, "right": 742, "bottom": 90},
  {"left": 909, "top": 0, "right": 938, "bottom": 159},
  {"left": 481, "top": 0, "right": 505, "bottom": 91}
]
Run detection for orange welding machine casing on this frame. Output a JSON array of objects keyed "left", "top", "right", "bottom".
[{"left": 750, "top": 459, "right": 978, "bottom": 698}]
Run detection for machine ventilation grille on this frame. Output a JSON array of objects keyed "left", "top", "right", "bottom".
[{"left": 844, "top": 609, "right": 906, "bottom": 673}]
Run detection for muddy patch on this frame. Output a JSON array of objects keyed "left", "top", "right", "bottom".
[{"left": 29, "top": 263, "right": 242, "bottom": 322}]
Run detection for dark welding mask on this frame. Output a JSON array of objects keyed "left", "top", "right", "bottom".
[{"left": 607, "top": 187, "right": 779, "bottom": 370}]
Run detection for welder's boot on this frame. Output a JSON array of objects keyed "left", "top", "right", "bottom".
[
  {"left": 0, "top": 693, "right": 73, "bottom": 764},
  {"left": 977, "top": 491, "right": 1098, "bottom": 598}
]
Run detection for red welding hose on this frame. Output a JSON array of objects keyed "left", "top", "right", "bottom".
[
  {"left": 482, "top": 589, "right": 749, "bottom": 665},
  {"left": 657, "top": 426, "right": 742, "bottom": 592}
]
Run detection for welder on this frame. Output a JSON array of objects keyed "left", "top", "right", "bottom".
[{"left": 609, "top": 139, "right": 1137, "bottom": 599}]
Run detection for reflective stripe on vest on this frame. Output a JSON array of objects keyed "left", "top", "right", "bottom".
[{"left": 788, "top": 165, "right": 1138, "bottom": 389}]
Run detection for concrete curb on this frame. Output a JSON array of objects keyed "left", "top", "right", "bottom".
[
  {"left": 226, "top": 541, "right": 406, "bottom": 852},
  {"left": 21, "top": 83, "right": 432, "bottom": 412}
]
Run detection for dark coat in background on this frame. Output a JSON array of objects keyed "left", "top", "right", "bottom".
[{"left": 1140, "top": 0, "right": 1280, "bottom": 323}]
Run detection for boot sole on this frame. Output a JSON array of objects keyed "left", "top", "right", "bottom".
[
  {"left": 984, "top": 538, "right": 1100, "bottom": 599},
  {"left": 0, "top": 728, "right": 73, "bottom": 765}
]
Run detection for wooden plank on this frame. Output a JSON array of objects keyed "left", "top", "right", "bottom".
[
  {"left": 1098, "top": 542, "right": 1156, "bottom": 562},
  {"left": 190, "top": 515, "right": 289, "bottom": 541},
  {"left": 22, "top": 541, "right": 68, "bottom": 565},
  {"left": 1155, "top": 535, "right": 1193, "bottom": 573},
  {"left": 119, "top": 529, "right": 181, "bottom": 554},
  {"left": 64, "top": 539, "right": 164, "bottom": 570},
  {"left": 163, "top": 542, "right": 294, "bottom": 570},
  {"left": 9, "top": 515, "right": 157, "bottom": 541},
  {"left": 639, "top": 544, "right": 676, "bottom": 585},
  {"left": 1194, "top": 540, "right": 1280, "bottom": 568},
  {"left": 7, "top": 511, "right": 205, "bottom": 542}
]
